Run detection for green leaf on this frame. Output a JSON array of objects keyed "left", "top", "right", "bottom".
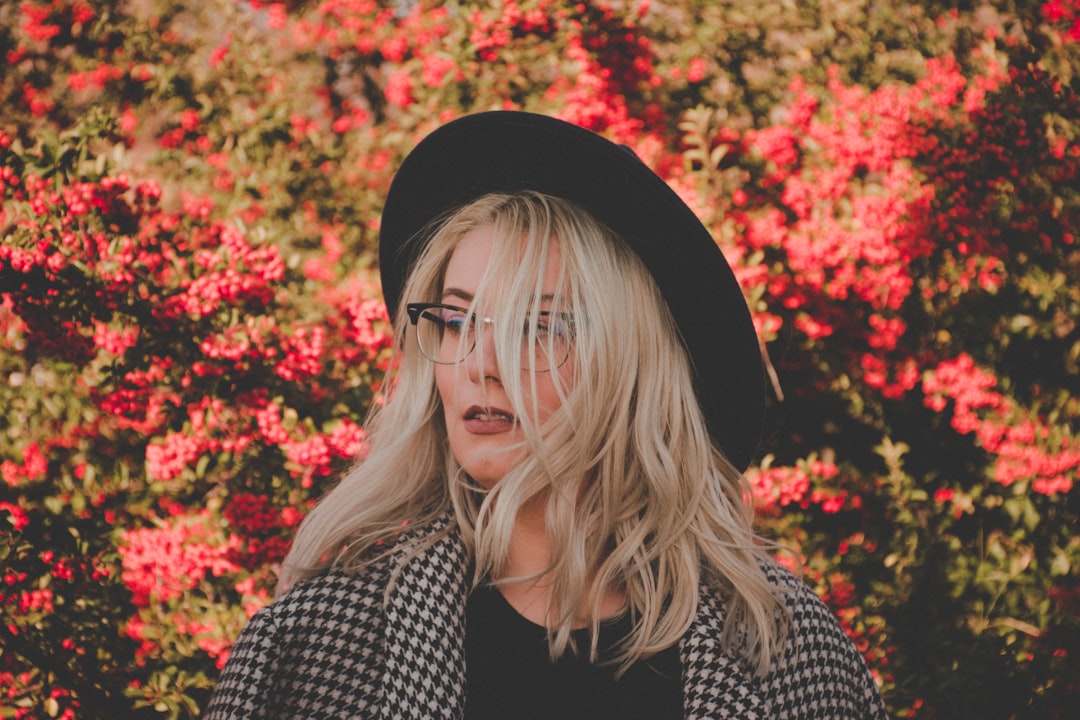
[{"left": 1050, "top": 548, "right": 1071, "bottom": 576}]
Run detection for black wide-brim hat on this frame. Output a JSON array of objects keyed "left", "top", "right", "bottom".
[{"left": 379, "top": 111, "right": 764, "bottom": 471}]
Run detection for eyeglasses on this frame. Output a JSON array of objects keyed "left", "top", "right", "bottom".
[{"left": 406, "top": 303, "right": 573, "bottom": 372}]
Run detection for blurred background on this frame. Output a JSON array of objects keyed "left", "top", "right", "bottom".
[{"left": 1, "top": 1, "right": 1077, "bottom": 717}]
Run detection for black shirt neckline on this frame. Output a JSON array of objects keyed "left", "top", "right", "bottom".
[{"left": 465, "top": 584, "right": 684, "bottom": 720}]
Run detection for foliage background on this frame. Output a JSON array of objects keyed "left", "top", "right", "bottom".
[{"left": 1, "top": 0, "right": 1078, "bottom": 717}]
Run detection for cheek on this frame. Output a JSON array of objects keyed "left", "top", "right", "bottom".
[
  {"left": 434, "top": 365, "right": 456, "bottom": 408},
  {"left": 534, "top": 365, "right": 575, "bottom": 418}
]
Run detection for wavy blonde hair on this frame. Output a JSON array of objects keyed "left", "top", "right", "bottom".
[{"left": 279, "top": 191, "right": 789, "bottom": 676}]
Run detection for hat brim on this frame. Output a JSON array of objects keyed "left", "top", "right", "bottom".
[{"left": 379, "top": 111, "right": 763, "bottom": 470}]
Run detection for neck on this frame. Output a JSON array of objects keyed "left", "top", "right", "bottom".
[{"left": 495, "top": 495, "right": 624, "bottom": 628}]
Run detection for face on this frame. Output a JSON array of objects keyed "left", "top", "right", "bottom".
[{"left": 434, "top": 224, "right": 573, "bottom": 489}]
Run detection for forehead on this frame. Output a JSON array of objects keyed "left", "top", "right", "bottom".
[{"left": 440, "top": 223, "right": 563, "bottom": 301}]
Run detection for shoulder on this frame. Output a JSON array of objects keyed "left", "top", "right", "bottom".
[
  {"left": 688, "top": 562, "right": 888, "bottom": 720},
  {"left": 270, "top": 565, "right": 392, "bottom": 656},
  {"left": 238, "top": 564, "right": 392, "bottom": 652},
  {"left": 693, "top": 560, "right": 844, "bottom": 642},
  {"left": 205, "top": 517, "right": 465, "bottom": 719},
  {"left": 204, "top": 567, "right": 393, "bottom": 720},
  {"left": 222, "top": 515, "right": 463, "bottom": 660},
  {"left": 275, "top": 564, "right": 390, "bottom": 626},
  {"left": 765, "top": 561, "right": 846, "bottom": 636},
  {"left": 268, "top": 513, "right": 463, "bottom": 627},
  {"left": 762, "top": 562, "right": 889, "bottom": 719}
]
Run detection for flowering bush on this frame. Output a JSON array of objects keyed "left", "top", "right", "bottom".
[{"left": 1, "top": 1, "right": 1077, "bottom": 717}]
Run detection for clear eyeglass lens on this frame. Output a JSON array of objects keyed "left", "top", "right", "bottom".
[
  {"left": 415, "top": 306, "right": 474, "bottom": 365},
  {"left": 413, "top": 305, "right": 570, "bottom": 372}
]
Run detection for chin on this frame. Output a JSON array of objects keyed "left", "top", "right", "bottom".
[
  {"left": 461, "top": 460, "right": 512, "bottom": 490},
  {"left": 446, "top": 427, "right": 522, "bottom": 490}
]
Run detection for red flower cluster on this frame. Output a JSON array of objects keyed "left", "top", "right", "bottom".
[
  {"left": 170, "top": 221, "right": 286, "bottom": 319},
  {"left": 119, "top": 509, "right": 242, "bottom": 667},
  {"left": 1, "top": 442, "right": 47, "bottom": 487},
  {"left": 740, "top": 65, "right": 955, "bottom": 321},
  {"left": 467, "top": 0, "right": 554, "bottom": 62},
  {"left": 748, "top": 459, "right": 849, "bottom": 514},
  {"left": 923, "top": 354, "right": 1078, "bottom": 494},
  {"left": 19, "top": 1, "right": 95, "bottom": 43},
  {"left": 120, "top": 511, "right": 239, "bottom": 606},
  {"left": 222, "top": 493, "right": 299, "bottom": 571},
  {"left": 1043, "top": 0, "right": 1080, "bottom": 41},
  {"left": 749, "top": 465, "right": 810, "bottom": 511}
]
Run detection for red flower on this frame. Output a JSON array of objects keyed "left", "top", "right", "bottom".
[
  {"left": 421, "top": 53, "right": 457, "bottom": 88},
  {"left": 0, "top": 502, "right": 30, "bottom": 531},
  {"left": 384, "top": 70, "right": 415, "bottom": 108},
  {"left": 145, "top": 431, "right": 205, "bottom": 481},
  {"left": 686, "top": 57, "right": 707, "bottom": 83}
]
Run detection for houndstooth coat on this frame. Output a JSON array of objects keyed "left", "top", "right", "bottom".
[{"left": 204, "top": 515, "right": 889, "bottom": 720}]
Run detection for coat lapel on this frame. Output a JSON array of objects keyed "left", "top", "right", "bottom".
[{"left": 380, "top": 520, "right": 469, "bottom": 719}]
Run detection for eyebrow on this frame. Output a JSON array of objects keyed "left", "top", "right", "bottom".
[{"left": 441, "top": 287, "right": 474, "bottom": 304}]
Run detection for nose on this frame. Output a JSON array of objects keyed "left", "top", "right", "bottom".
[{"left": 464, "top": 321, "right": 501, "bottom": 384}]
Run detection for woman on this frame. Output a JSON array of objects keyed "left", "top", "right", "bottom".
[{"left": 204, "top": 112, "right": 888, "bottom": 719}]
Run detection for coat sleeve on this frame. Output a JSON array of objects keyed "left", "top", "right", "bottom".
[{"left": 201, "top": 604, "right": 283, "bottom": 720}]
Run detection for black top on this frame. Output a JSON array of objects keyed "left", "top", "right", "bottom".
[{"left": 465, "top": 585, "right": 683, "bottom": 720}]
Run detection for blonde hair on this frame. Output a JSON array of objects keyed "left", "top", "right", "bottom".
[{"left": 280, "top": 191, "right": 789, "bottom": 676}]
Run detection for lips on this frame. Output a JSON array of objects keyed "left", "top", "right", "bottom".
[{"left": 463, "top": 405, "right": 516, "bottom": 434}]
